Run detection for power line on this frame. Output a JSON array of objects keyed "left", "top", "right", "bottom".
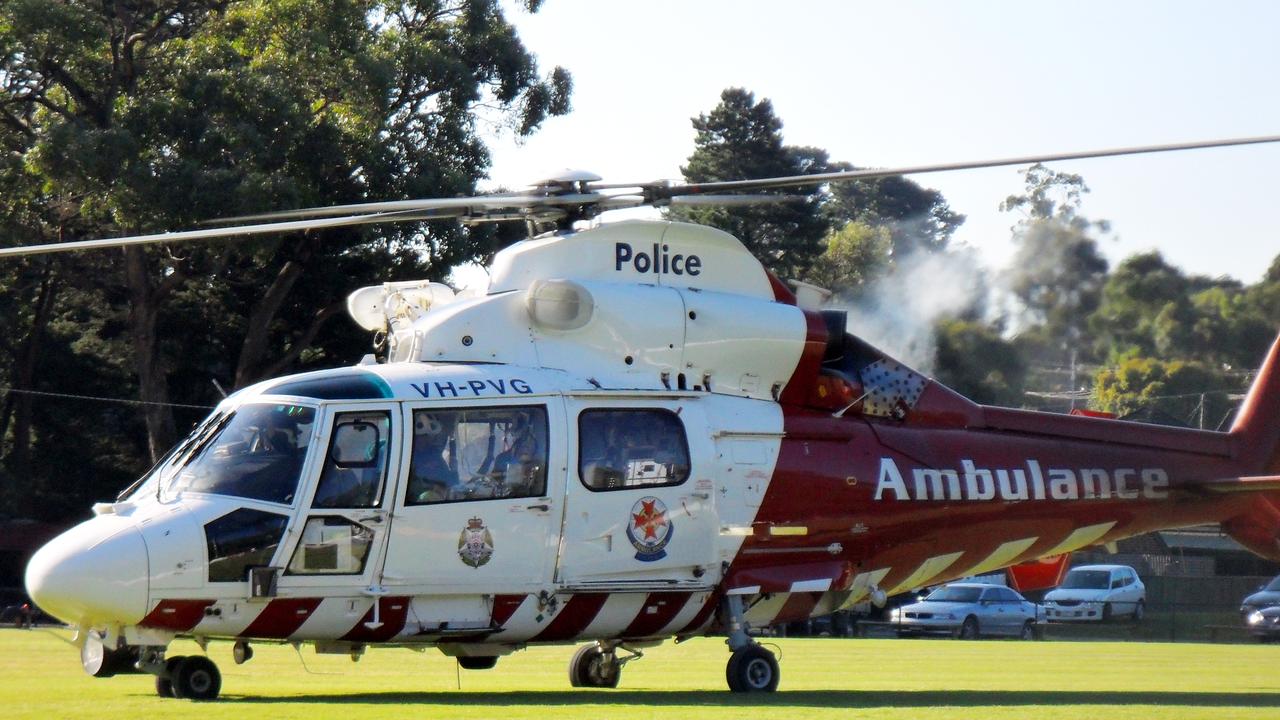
[{"left": 0, "top": 386, "right": 215, "bottom": 410}]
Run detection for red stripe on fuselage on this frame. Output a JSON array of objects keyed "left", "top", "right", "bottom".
[
  {"left": 339, "top": 597, "right": 411, "bottom": 643},
  {"left": 531, "top": 593, "right": 608, "bottom": 642},
  {"left": 238, "top": 598, "right": 323, "bottom": 639},
  {"left": 138, "top": 599, "right": 215, "bottom": 632},
  {"left": 621, "top": 592, "right": 692, "bottom": 639},
  {"left": 490, "top": 594, "right": 526, "bottom": 628}
]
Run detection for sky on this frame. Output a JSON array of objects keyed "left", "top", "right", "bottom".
[{"left": 479, "top": 0, "right": 1280, "bottom": 286}]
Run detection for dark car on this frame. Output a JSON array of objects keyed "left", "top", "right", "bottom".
[
  {"left": 0, "top": 593, "right": 56, "bottom": 627},
  {"left": 1240, "top": 574, "right": 1280, "bottom": 620},
  {"left": 1244, "top": 605, "right": 1280, "bottom": 642}
]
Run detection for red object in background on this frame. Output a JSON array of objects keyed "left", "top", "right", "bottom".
[
  {"left": 1006, "top": 554, "right": 1071, "bottom": 593},
  {"left": 1069, "top": 408, "right": 1116, "bottom": 419}
]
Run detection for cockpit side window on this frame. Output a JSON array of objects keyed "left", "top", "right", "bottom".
[
  {"left": 406, "top": 406, "right": 548, "bottom": 505},
  {"left": 578, "top": 408, "right": 690, "bottom": 491},
  {"left": 311, "top": 411, "right": 392, "bottom": 509},
  {"left": 167, "top": 404, "right": 315, "bottom": 505}
]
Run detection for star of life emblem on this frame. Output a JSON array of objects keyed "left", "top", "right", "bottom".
[
  {"left": 626, "top": 496, "right": 673, "bottom": 562},
  {"left": 457, "top": 517, "right": 494, "bottom": 568}
]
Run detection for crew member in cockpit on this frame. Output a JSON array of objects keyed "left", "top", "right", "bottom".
[{"left": 409, "top": 413, "right": 457, "bottom": 502}]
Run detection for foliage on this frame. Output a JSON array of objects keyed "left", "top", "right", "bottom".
[
  {"left": 1092, "top": 356, "right": 1238, "bottom": 429},
  {"left": 1001, "top": 164, "right": 1110, "bottom": 358},
  {"left": 804, "top": 221, "right": 892, "bottom": 298},
  {"left": 0, "top": 0, "right": 569, "bottom": 516},
  {"left": 933, "top": 318, "right": 1027, "bottom": 406},
  {"left": 821, "top": 165, "right": 964, "bottom": 258},
  {"left": 670, "top": 88, "right": 829, "bottom": 279}
]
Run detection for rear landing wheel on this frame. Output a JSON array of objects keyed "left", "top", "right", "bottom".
[
  {"left": 569, "top": 644, "right": 620, "bottom": 688},
  {"left": 726, "top": 644, "right": 779, "bottom": 693},
  {"left": 171, "top": 655, "right": 221, "bottom": 701}
]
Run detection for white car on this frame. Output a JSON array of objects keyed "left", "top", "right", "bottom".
[{"left": 1044, "top": 564, "right": 1145, "bottom": 622}]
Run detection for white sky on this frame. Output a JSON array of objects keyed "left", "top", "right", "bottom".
[{"left": 480, "top": 0, "right": 1280, "bottom": 285}]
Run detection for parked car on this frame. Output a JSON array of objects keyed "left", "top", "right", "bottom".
[
  {"left": 888, "top": 582, "right": 1042, "bottom": 639},
  {"left": 1043, "top": 564, "right": 1145, "bottom": 622},
  {"left": 1243, "top": 605, "right": 1280, "bottom": 642},
  {"left": 1239, "top": 574, "right": 1280, "bottom": 620}
]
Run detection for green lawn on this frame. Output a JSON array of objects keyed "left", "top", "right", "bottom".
[{"left": 2, "top": 628, "right": 1278, "bottom": 720}]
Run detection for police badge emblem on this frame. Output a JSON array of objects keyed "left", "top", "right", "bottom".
[
  {"left": 457, "top": 517, "right": 494, "bottom": 568},
  {"left": 626, "top": 496, "right": 673, "bottom": 562}
]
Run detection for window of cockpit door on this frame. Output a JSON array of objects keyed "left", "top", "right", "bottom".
[{"left": 287, "top": 409, "right": 392, "bottom": 575}]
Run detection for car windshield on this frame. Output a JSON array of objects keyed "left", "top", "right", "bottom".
[
  {"left": 924, "top": 586, "right": 982, "bottom": 603},
  {"left": 164, "top": 403, "right": 316, "bottom": 505},
  {"left": 1265, "top": 576, "right": 1280, "bottom": 592},
  {"left": 1060, "top": 570, "right": 1111, "bottom": 590}
]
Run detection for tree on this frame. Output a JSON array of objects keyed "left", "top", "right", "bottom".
[
  {"left": 1001, "top": 163, "right": 1110, "bottom": 359},
  {"left": 671, "top": 88, "right": 828, "bottom": 279},
  {"left": 933, "top": 318, "right": 1027, "bottom": 406},
  {"left": 0, "top": 0, "right": 570, "bottom": 514},
  {"left": 1092, "top": 357, "right": 1237, "bottom": 429},
  {"left": 821, "top": 166, "right": 964, "bottom": 258},
  {"left": 804, "top": 221, "right": 892, "bottom": 298}
]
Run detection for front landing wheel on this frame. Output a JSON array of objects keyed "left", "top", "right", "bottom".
[
  {"left": 726, "top": 645, "right": 779, "bottom": 693},
  {"left": 569, "top": 644, "right": 620, "bottom": 688}
]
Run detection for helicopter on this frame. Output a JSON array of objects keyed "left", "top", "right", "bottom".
[{"left": 13, "top": 135, "right": 1280, "bottom": 699}]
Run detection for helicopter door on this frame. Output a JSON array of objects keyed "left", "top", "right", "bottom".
[
  {"left": 557, "top": 399, "right": 718, "bottom": 590},
  {"left": 276, "top": 404, "right": 400, "bottom": 593},
  {"left": 380, "top": 400, "right": 564, "bottom": 593}
]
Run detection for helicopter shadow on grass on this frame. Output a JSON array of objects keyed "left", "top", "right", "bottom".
[{"left": 219, "top": 689, "right": 1280, "bottom": 709}]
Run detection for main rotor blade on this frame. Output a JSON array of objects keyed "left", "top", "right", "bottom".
[
  {"left": 0, "top": 209, "right": 437, "bottom": 259},
  {"left": 210, "top": 192, "right": 603, "bottom": 224},
  {"left": 655, "top": 134, "right": 1280, "bottom": 196},
  {"left": 666, "top": 194, "right": 806, "bottom": 207}
]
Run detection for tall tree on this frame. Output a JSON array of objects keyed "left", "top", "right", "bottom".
[
  {"left": 671, "top": 88, "right": 828, "bottom": 279},
  {"left": 1001, "top": 163, "right": 1111, "bottom": 355},
  {"left": 0, "top": 1, "right": 570, "bottom": 516}
]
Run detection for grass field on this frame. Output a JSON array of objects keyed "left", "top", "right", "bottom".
[{"left": 2, "top": 628, "right": 1278, "bottom": 720}]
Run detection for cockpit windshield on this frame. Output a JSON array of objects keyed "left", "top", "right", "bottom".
[{"left": 161, "top": 403, "right": 316, "bottom": 505}]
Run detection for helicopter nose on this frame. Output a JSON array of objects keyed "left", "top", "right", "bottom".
[{"left": 25, "top": 519, "right": 149, "bottom": 626}]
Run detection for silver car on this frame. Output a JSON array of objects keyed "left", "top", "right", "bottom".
[{"left": 888, "top": 583, "right": 1042, "bottom": 639}]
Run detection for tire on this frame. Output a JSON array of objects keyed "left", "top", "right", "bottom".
[
  {"left": 568, "top": 645, "right": 620, "bottom": 688},
  {"left": 955, "top": 616, "right": 980, "bottom": 640},
  {"left": 171, "top": 656, "right": 221, "bottom": 701},
  {"left": 1102, "top": 603, "right": 1113, "bottom": 622},
  {"left": 726, "top": 645, "right": 779, "bottom": 693},
  {"left": 155, "top": 657, "right": 184, "bottom": 698},
  {"left": 457, "top": 656, "right": 498, "bottom": 670},
  {"left": 1019, "top": 621, "right": 1035, "bottom": 641},
  {"left": 155, "top": 676, "right": 174, "bottom": 698},
  {"left": 1132, "top": 601, "right": 1145, "bottom": 623}
]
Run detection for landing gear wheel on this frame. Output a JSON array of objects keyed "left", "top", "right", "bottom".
[
  {"left": 171, "top": 655, "right": 221, "bottom": 701},
  {"left": 1132, "top": 601, "right": 1145, "bottom": 623},
  {"left": 726, "top": 644, "right": 779, "bottom": 693},
  {"left": 568, "top": 644, "right": 620, "bottom": 688},
  {"left": 457, "top": 656, "right": 499, "bottom": 670},
  {"left": 155, "top": 657, "right": 184, "bottom": 698},
  {"left": 955, "top": 616, "right": 980, "bottom": 640}
]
